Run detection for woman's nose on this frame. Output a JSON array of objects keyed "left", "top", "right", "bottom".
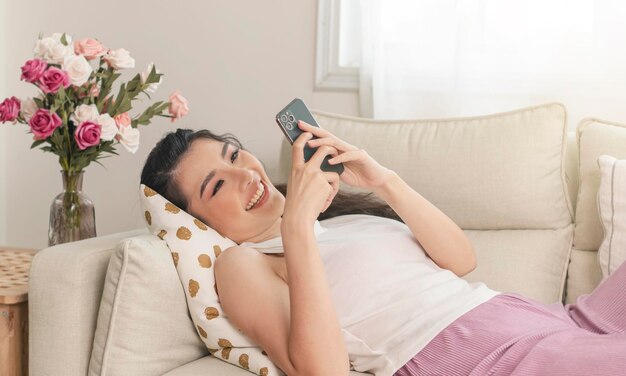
[{"left": 228, "top": 167, "right": 254, "bottom": 190}]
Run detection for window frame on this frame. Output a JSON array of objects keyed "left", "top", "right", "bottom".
[{"left": 315, "top": 0, "right": 359, "bottom": 92}]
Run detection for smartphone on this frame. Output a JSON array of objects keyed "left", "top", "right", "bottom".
[{"left": 275, "top": 98, "right": 344, "bottom": 175}]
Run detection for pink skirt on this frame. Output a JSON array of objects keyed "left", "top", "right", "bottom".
[{"left": 395, "top": 261, "right": 626, "bottom": 376}]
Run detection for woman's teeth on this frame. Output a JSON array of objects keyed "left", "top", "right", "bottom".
[{"left": 246, "top": 181, "right": 265, "bottom": 210}]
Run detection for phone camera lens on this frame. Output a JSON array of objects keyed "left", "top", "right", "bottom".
[
  {"left": 280, "top": 114, "right": 288, "bottom": 122},
  {"left": 286, "top": 122, "right": 294, "bottom": 130},
  {"left": 288, "top": 115, "right": 295, "bottom": 122}
]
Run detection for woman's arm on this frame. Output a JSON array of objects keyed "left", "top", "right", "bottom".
[
  {"left": 372, "top": 172, "right": 476, "bottom": 277},
  {"left": 301, "top": 121, "right": 476, "bottom": 277},
  {"left": 281, "top": 132, "right": 349, "bottom": 374}
]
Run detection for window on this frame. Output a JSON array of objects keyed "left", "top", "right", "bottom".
[{"left": 315, "top": 0, "right": 361, "bottom": 91}]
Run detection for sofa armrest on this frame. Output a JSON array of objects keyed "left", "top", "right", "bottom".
[{"left": 29, "top": 229, "right": 148, "bottom": 376}]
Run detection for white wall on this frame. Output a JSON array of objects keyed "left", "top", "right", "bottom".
[{"left": 3, "top": 0, "right": 359, "bottom": 249}]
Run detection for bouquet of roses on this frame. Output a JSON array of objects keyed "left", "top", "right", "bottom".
[
  {"left": 0, "top": 32, "right": 189, "bottom": 171},
  {"left": 0, "top": 32, "right": 190, "bottom": 245}
]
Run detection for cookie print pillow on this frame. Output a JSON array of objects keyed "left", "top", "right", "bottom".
[{"left": 140, "top": 184, "right": 283, "bottom": 376}]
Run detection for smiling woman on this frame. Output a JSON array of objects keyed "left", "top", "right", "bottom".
[{"left": 139, "top": 123, "right": 626, "bottom": 376}]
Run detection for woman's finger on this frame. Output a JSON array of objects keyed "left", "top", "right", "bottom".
[
  {"left": 307, "top": 136, "right": 358, "bottom": 153},
  {"left": 308, "top": 145, "right": 339, "bottom": 169},
  {"left": 327, "top": 149, "right": 365, "bottom": 165},
  {"left": 321, "top": 172, "right": 340, "bottom": 212},
  {"left": 297, "top": 120, "right": 334, "bottom": 138},
  {"left": 291, "top": 131, "right": 313, "bottom": 167}
]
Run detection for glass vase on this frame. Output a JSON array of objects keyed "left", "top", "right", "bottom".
[{"left": 48, "top": 170, "right": 97, "bottom": 246}]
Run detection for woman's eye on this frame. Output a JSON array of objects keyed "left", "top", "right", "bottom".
[
  {"left": 213, "top": 180, "right": 224, "bottom": 196},
  {"left": 231, "top": 149, "right": 239, "bottom": 163}
]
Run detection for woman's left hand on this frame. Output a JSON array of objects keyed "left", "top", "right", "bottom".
[{"left": 298, "top": 120, "right": 395, "bottom": 191}]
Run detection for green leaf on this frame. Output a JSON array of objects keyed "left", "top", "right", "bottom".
[
  {"left": 57, "top": 86, "right": 66, "bottom": 101},
  {"left": 60, "top": 33, "right": 68, "bottom": 46},
  {"left": 30, "top": 139, "right": 46, "bottom": 149},
  {"left": 92, "top": 159, "right": 106, "bottom": 169},
  {"left": 144, "top": 65, "right": 162, "bottom": 85}
]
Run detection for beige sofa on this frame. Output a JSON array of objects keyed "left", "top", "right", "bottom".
[{"left": 30, "top": 103, "right": 621, "bottom": 376}]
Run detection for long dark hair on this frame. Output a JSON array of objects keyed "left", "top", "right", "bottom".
[
  {"left": 140, "top": 129, "right": 402, "bottom": 223},
  {"left": 275, "top": 184, "right": 401, "bottom": 222}
]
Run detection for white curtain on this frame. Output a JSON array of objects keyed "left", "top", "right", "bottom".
[{"left": 359, "top": 0, "right": 626, "bottom": 128}]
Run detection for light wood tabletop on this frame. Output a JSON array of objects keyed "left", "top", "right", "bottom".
[{"left": 0, "top": 247, "right": 38, "bottom": 305}]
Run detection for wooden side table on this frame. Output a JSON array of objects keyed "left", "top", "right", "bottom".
[{"left": 0, "top": 247, "right": 37, "bottom": 376}]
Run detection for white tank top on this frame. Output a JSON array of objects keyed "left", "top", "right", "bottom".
[{"left": 241, "top": 214, "right": 500, "bottom": 376}]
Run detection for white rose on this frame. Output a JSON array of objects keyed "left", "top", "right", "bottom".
[
  {"left": 140, "top": 63, "right": 162, "bottom": 93},
  {"left": 104, "top": 48, "right": 135, "bottom": 69},
  {"left": 70, "top": 104, "right": 99, "bottom": 125},
  {"left": 63, "top": 55, "right": 93, "bottom": 86},
  {"left": 97, "top": 114, "right": 117, "bottom": 141},
  {"left": 34, "top": 33, "right": 75, "bottom": 64},
  {"left": 33, "top": 38, "right": 55, "bottom": 59},
  {"left": 115, "top": 125, "right": 140, "bottom": 154},
  {"left": 20, "top": 97, "right": 38, "bottom": 121}
]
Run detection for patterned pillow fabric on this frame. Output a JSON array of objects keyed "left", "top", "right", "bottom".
[
  {"left": 139, "top": 184, "right": 283, "bottom": 376},
  {"left": 597, "top": 155, "right": 626, "bottom": 279}
]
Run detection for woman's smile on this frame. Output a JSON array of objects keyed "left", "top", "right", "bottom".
[{"left": 246, "top": 179, "right": 270, "bottom": 211}]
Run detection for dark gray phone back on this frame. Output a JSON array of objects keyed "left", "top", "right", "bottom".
[{"left": 275, "top": 98, "right": 344, "bottom": 175}]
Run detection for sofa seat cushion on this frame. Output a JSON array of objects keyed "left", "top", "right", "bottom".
[
  {"left": 565, "top": 248, "right": 603, "bottom": 304},
  {"left": 463, "top": 226, "right": 573, "bottom": 303}
]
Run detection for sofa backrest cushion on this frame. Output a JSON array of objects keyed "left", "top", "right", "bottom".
[
  {"left": 88, "top": 234, "right": 207, "bottom": 376},
  {"left": 278, "top": 103, "right": 574, "bottom": 303}
]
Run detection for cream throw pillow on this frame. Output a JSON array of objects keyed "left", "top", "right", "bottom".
[
  {"left": 139, "top": 184, "right": 283, "bottom": 376},
  {"left": 575, "top": 118, "right": 626, "bottom": 251},
  {"left": 88, "top": 235, "right": 207, "bottom": 376},
  {"left": 597, "top": 155, "right": 626, "bottom": 279}
]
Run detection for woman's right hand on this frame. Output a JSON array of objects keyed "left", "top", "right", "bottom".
[{"left": 282, "top": 131, "right": 340, "bottom": 230}]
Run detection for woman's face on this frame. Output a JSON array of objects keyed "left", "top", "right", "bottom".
[{"left": 175, "top": 138, "right": 285, "bottom": 244}]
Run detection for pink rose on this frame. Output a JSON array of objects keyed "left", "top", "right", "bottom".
[
  {"left": 74, "top": 121, "right": 101, "bottom": 150},
  {"left": 0, "top": 97, "right": 21, "bottom": 123},
  {"left": 39, "top": 67, "right": 70, "bottom": 94},
  {"left": 73, "top": 38, "right": 107, "bottom": 60},
  {"left": 20, "top": 59, "right": 48, "bottom": 83},
  {"left": 168, "top": 90, "right": 189, "bottom": 122},
  {"left": 29, "top": 108, "right": 62, "bottom": 140},
  {"left": 114, "top": 112, "right": 131, "bottom": 130}
]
